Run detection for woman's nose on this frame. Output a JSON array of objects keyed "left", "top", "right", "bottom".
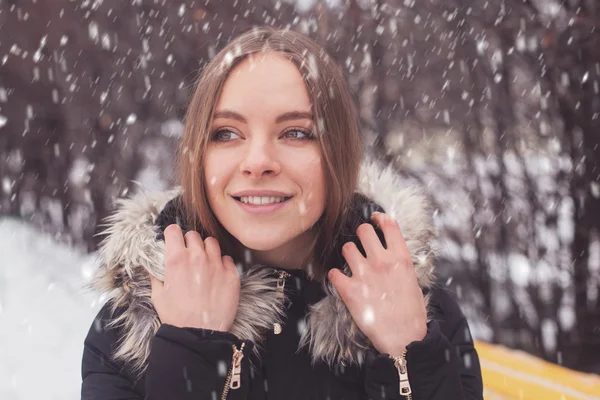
[{"left": 239, "top": 139, "right": 281, "bottom": 178}]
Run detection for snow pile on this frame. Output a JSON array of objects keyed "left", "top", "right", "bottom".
[{"left": 0, "top": 218, "right": 102, "bottom": 400}]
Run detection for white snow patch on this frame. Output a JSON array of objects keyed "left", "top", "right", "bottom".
[
  {"left": 69, "top": 157, "right": 93, "bottom": 186},
  {"left": 135, "top": 166, "right": 168, "bottom": 192},
  {"left": 126, "top": 113, "right": 137, "bottom": 125},
  {"left": 101, "top": 33, "right": 111, "bottom": 50},
  {"left": 88, "top": 22, "right": 99, "bottom": 41},
  {"left": 296, "top": 0, "right": 317, "bottom": 12},
  {"left": 558, "top": 305, "right": 575, "bottom": 330},
  {"left": 160, "top": 119, "right": 184, "bottom": 138},
  {"left": 508, "top": 253, "right": 531, "bottom": 286},
  {"left": 541, "top": 319, "right": 557, "bottom": 353},
  {"left": 0, "top": 218, "right": 101, "bottom": 399}
]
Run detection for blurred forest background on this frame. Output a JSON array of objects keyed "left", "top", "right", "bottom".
[{"left": 0, "top": 0, "right": 599, "bottom": 375}]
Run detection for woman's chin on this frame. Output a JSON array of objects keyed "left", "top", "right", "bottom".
[{"left": 237, "top": 236, "right": 288, "bottom": 252}]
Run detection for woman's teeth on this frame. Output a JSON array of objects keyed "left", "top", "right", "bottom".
[{"left": 239, "top": 196, "right": 288, "bottom": 205}]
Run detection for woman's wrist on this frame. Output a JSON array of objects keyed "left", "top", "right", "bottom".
[{"left": 375, "top": 324, "right": 428, "bottom": 357}]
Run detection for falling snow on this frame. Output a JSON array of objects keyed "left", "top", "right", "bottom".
[
  {"left": 126, "top": 113, "right": 137, "bottom": 125},
  {"left": 1, "top": 1, "right": 599, "bottom": 397},
  {"left": 362, "top": 305, "right": 375, "bottom": 325}
]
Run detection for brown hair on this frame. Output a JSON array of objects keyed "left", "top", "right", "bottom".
[{"left": 177, "top": 26, "right": 363, "bottom": 273}]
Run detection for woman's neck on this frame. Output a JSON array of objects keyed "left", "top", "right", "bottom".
[
  {"left": 240, "top": 226, "right": 319, "bottom": 272},
  {"left": 256, "top": 228, "right": 317, "bottom": 269}
]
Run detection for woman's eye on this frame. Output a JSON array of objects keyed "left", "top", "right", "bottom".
[
  {"left": 212, "top": 129, "right": 241, "bottom": 141},
  {"left": 283, "top": 129, "right": 313, "bottom": 140}
]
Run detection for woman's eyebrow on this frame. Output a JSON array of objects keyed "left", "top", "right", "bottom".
[
  {"left": 275, "top": 111, "right": 313, "bottom": 123},
  {"left": 213, "top": 110, "right": 246, "bottom": 122},
  {"left": 213, "top": 110, "right": 313, "bottom": 123}
]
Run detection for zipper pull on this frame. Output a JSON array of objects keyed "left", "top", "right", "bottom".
[
  {"left": 274, "top": 271, "right": 290, "bottom": 335},
  {"left": 276, "top": 271, "right": 290, "bottom": 300},
  {"left": 391, "top": 350, "right": 412, "bottom": 398},
  {"left": 229, "top": 343, "right": 245, "bottom": 390}
]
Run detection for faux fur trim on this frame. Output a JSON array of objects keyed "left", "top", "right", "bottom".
[
  {"left": 300, "top": 160, "right": 437, "bottom": 365},
  {"left": 91, "top": 159, "right": 436, "bottom": 373},
  {"left": 92, "top": 190, "right": 285, "bottom": 374}
]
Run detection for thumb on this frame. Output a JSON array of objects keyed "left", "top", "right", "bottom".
[
  {"left": 149, "top": 273, "right": 163, "bottom": 299},
  {"left": 328, "top": 268, "right": 352, "bottom": 300}
]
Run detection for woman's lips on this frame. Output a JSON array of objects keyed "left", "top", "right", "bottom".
[{"left": 232, "top": 196, "right": 292, "bottom": 215}]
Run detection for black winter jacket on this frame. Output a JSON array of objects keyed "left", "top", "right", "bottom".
[{"left": 81, "top": 162, "right": 484, "bottom": 400}]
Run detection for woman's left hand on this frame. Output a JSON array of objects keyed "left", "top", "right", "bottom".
[{"left": 328, "top": 212, "right": 428, "bottom": 357}]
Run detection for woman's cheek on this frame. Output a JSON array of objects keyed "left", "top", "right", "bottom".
[{"left": 203, "top": 159, "right": 224, "bottom": 203}]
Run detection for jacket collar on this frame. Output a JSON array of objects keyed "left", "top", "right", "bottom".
[{"left": 92, "top": 159, "right": 437, "bottom": 373}]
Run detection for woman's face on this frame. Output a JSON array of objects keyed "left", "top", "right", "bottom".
[{"left": 204, "top": 52, "right": 326, "bottom": 262}]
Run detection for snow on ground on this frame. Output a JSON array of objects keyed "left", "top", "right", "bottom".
[{"left": 0, "top": 218, "right": 102, "bottom": 400}]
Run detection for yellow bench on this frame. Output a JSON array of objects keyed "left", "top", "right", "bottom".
[{"left": 475, "top": 341, "right": 600, "bottom": 399}]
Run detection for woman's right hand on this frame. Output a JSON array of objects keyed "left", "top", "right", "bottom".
[{"left": 149, "top": 224, "right": 240, "bottom": 332}]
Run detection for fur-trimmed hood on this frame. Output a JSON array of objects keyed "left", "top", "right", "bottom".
[{"left": 91, "top": 160, "right": 437, "bottom": 374}]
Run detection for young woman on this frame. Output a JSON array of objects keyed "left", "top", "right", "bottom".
[{"left": 81, "top": 27, "right": 483, "bottom": 400}]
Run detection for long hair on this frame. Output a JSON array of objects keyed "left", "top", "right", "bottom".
[{"left": 178, "top": 26, "right": 364, "bottom": 273}]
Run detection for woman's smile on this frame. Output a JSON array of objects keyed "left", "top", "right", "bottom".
[
  {"left": 233, "top": 196, "right": 292, "bottom": 215},
  {"left": 230, "top": 190, "right": 294, "bottom": 215}
]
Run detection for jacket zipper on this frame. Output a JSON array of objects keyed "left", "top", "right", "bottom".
[
  {"left": 221, "top": 343, "right": 246, "bottom": 400},
  {"left": 390, "top": 349, "right": 412, "bottom": 399},
  {"left": 273, "top": 270, "right": 290, "bottom": 335}
]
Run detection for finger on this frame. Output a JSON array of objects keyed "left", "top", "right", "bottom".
[
  {"left": 341, "top": 242, "right": 368, "bottom": 277},
  {"left": 164, "top": 224, "right": 186, "bottom": 249},
  {"left": 356, "top": 223, "right": 385, "bottom": 258},
  {"left": 222, "top": 255, "right": 238, "bottom": 273},
  {"left": 328, "top": 268, "right": 353, "bottom": 300},
  {"left": 371, "top": 212, "right": 410, "bottom": 255},
  {"left": 204, "top": 237, "right": 222, "bottom": 261},
  {"left": 184, "top": 230, "right": 205, "bottom": 250}
]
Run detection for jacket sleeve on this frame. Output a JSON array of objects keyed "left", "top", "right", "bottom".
[
  {"left": 81, "top": 342, "right": 143, "bottom": 400},
  {"left": 81, "top": 306, "right": 144, "bottom": 400},
  {"left": 81, "top": 305, "right": 253, "bottom": 400},
  {"left": 144, "top": 324, "right": 253, "bottom": 400},
  {"left": 364, "top": 287, "right": 484, "bottom": 400}
]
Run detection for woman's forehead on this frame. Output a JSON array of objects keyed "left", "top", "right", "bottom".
[{"left": 216, "top": 54, "right": 313, "bottom": 119}]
